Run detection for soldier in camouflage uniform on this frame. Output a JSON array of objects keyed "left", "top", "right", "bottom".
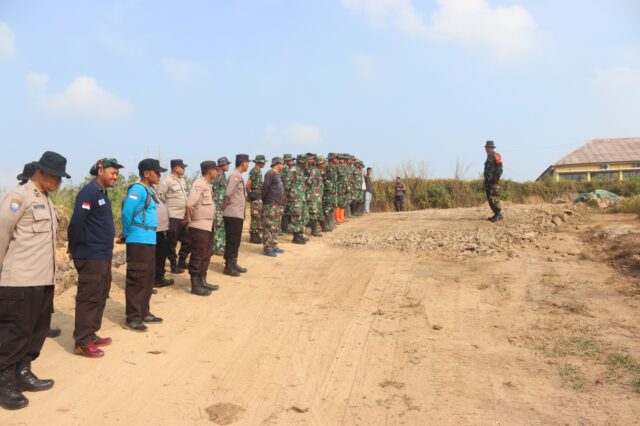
[
  {"left": 286, "top": 154, "right": 309, "bottom": 244},
  {"left": 335, "top": 154, "right": 349, "bottom": 223},
  {"left": 321, "top": 153, "right": 339, "bottom": 231},
  {"left": 280, "top": 154, "right": 294, "bottom": 233},
  {"left": 305, "top": 153, "right": 324, "bottom": 237},
  {"left": 212, "top": 157, "right": 230, "bottom": 255},
  {"left": 261, "top": 157, "right": 286, "bottom": 257},
  {"left": 483, "top": 140, "right": 504, "bottom": 222},
  {"left": 247, "top": 155, "right": 266, "bottom": 244}
]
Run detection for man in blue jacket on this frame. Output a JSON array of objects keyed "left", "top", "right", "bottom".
[
  {"left": 121, "top": 159, "right": 166, "bottom": 332},
  {"left": 68, "top": 158, "right": 123, "bottom": 357}
]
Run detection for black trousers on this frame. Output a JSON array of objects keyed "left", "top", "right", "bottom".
[
  {"left": 188, "top": 228, "right": 213, "bottom": 276},
  {"left": 155, "top": 231, "right": 170, "bottom": 280},
  {"left": 0, "top": 285, "right": 53, "bottom": 371},
  {"left": 223, "top": 217, "right": 244, "bottom": 262},
  {"left": 168, "top": 218, "right": 191, "bottom": 266},
  {"left": 73, "top": 258, "right": 112, "bottom": 346},
  {"left": 394, "top": 195, "right": 405, "bottom": 212},
  {"left": 125, "top": 244, "right": 156, "bottom": 323}
]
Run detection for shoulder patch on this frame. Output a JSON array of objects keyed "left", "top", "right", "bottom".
[
  {"left": 494, "top": 153, "right": 503, "bottom": 164},
  {"left": 129, "top": 193, "right": 139, "bottom": 200},
  {"left": 9, "top": 199, "right": 22, "bottom": 212},
  {"left": 82, "top": 202, "right": 91, "bottom": 210}
]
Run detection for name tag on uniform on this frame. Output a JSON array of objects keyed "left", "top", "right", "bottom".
[
  {"left": 33, "top": 204, "right": 46, "bottom": 209},
  {"left": 98, "top": 198, "right": 106, "bottom": 206},
  {"left": 82, "top": 202, "right": 91, "bottom": 210}
]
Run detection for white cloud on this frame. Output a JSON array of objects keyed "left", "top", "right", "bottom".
[
  {"left": 27, "top": 72, "right": 133, "bottom": 120},
  {"left": 589, "top": 67, "right": 640, "bottom": 134},
  {"left": 264, "top": 123, "right": 323, "bottom": 146},
  {"left": 354, "top": 53, "right": 376, "bottom": 79},
  {"left": 0, "top": 21, "right": 16, "bottom": 54},
  {"left": 342, "top": 0, "right": 541, "bottom": 62},
  {"left": 162, "top": 57, "right": 207, "bottom": 83}
]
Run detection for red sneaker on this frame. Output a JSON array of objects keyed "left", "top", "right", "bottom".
[
  {"left": 74, "top": 341, "right": 104, "bottom": 358},
  {"left": 92, "top": 335, "right": 112, "bottom": 347}
]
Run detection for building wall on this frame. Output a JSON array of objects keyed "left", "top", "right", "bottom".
[{"left": 553, "top": 162, "right": 640, "bottom": 182}]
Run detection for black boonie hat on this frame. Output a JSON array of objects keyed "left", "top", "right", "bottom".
[
  {"left": 485, "top": 140, "right": 496, "bottom": 148},
  {"left": 36, "top": 151, "right": 70, "bottom": 178},
  {"left": 17, "top": 161, "right": 38, "bottom": 182},
  {"left": 138, "top": 158, "right": 167, "bottom": 176},
  {"left": 200, "top": 161, "right": 217, "bottom": 174},
  {"left": 171, "top": 159, "right": 188, "bottom": 169},
  {"left": 217, "top": 156, "right": 230, "bottom": 166}
]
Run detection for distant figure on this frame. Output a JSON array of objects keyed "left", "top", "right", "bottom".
[
  {"left": 364, "top": 167, "right": 373, "bottom": 213},
  {"left": 483, "top": 140, "right": 504, "bottom": 222},
  {"left": 394, "top": 177, "right": 406, "bottom": 212}
]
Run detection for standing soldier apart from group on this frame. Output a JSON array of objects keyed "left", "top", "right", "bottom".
[
  {"left": 0, "top": 151, "right": 69, "bottom": 410},
  {"left": 261, "top": 157, "right": 286, "bottom": 257},
  {"left": 158, "top": 159, "right": 190, "bottom": 274},
  {"left": 212, "top": 157, "right": 230, "bottom": 256},
  {"left": 247, "top": 155, "right": 266, "bottom": 244},
  {"left": 68, "top": 158, "right": 124, "bottom": 359},
  {"left": 186, "top": 161, "right": 220, "bottom": 296},
  {"left": 483, "top": 140, "right": 504, "bottom": 222}
]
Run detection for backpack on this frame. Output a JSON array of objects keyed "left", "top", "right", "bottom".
[{"left": 122, "top": 183, "right": 157, "bottom": 231}]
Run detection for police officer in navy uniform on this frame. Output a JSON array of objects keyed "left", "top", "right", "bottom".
[{"left": 0, "top": 151, "right": 70, "bottom": 410}]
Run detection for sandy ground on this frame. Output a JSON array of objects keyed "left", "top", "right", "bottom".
[{"left": 2, "top": 206, "right": 640, "bottom": 425}]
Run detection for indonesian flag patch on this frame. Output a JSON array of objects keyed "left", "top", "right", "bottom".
[
  {"left": 129, "top": 193, "right": 138, "bottom": 200},
  {"left": 82, "top": 202, "right": 91, "bottom": 210}
]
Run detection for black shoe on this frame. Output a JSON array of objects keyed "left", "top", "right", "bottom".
[
  {"left": 142, "top": 314, "right": 163, "bottom": 324},
  {"left": 190, "top": 275, "right": 212, "bottom": 296},
  {"left": 249, "top": 232, "right": 262, "bottom": 244},
  {"left": 0, "top": 367, "right": 28, "bottom": 410},
  {"left": 223, "top": 264, "right": 240, "bottom": 277},
  {"left": 154, "top": 277, "right": 174, "bottom": 288},
  {"left": 177, "top": 259, "right": 188, "bottom": 271},
  {"left": 170, "top": 265, "right": 184, "bottom": 273},
  {"left": 16, "top": 361, "right": 54, "bottom": 392},
  {"left": 293, "top": 233, "right": 307, "bottom": 245},
  {"left": 201, "top": 274, "right": 220, "bottom": 291},
  {"left": 47, "top": 327, "right": 61, "bottom": 338},
  {"left": 232, "top": 261, "right": 247, "bottom": 273},
  {"left": 490, "top": 213, "right": 504, "bottom": 223},
  {"left": 125, "top": 320, "right": 148, "bottom": 332}
]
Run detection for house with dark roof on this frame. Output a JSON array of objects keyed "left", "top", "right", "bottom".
[{"left": 537, "top": 138, "right": 640, "bottom": 182}]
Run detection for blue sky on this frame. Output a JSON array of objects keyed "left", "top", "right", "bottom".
[{"left": 0, "top": 0, "right": 639, "bottom": 186}]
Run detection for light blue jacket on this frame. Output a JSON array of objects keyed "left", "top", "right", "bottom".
[{"left": 121, "top": 183, "right": 157, "bottom": 245}]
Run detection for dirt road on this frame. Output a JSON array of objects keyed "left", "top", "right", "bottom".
[{"left": 3, "top": 205, "right": 640, "bottom": 425}]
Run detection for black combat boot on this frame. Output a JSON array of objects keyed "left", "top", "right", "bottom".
[
  {"left": 16, "top": 360, "right": 54, "bottom": 392},
  {"left": 232, "top": 259, "right": 247, "bottom": 273},
  {"left": 0, "top": 366, "right": 28, "bottom": 410},
  {"left": 170, "top": 259, "right": 181, "bottom": 274},
  {"left": 202, "top": 273, "right": 220, "bottom": 291},
  {"left": 346, "top": 204, "right": 353, "bottom": 218},
  {"left": 310, "top": 221, "right": 322, "bottom": 237},
  {"left": 293, "top": 232, "right": 307, "bottom": 244},
  {"left": 177, "top": 257, "right": 188, "bottom": 273},
  {"left": 223, "top": 263, "right": 240, "bottom": 277},
  {"left": 249, "top": 232, "right": 262, "bottom": 244},
  {"left": 320, "top": 218, "right": 330, "bottom": 232},
  {"left": 190, "top": 275, "right": 212, "bottom": 296},
  {"left": 154, "top": 276, "right": 174, "bottom": 288},
  {"left": 490, "top": 212, "right": 504, "bottom": 223}
]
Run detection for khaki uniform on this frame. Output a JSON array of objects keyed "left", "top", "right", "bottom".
[
  {"left": 186, "top": 177, "right": 216, "bottom": 277},
  {"left": 0, "top": 180, "right": 58, "bottom": 286},
  {"left": 158, "top": 175, "right": 188, "bottom": 220}
]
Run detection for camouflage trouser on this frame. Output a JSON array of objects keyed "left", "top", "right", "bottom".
[
  {"left": 288, "top": 200, "right": 308, "bottom": 233},
  {"left": 307, "top": 196, "right": 323, "bottom": 221},
  {"left": 261, "top": 203, "right": 283, "bottom": 253},
  {"left": 323, "top": 195, "right": 336, "bottom": 217},
  {"left": 355, "top": 189, "right": 364, "bottom": 203},
  {"left": 485, "top": 182, "right": 502, "bottom": 214},
  {"left": 212, "top": 204, "right": 226, "bottom": 253},
  {"left": 250, "top": 199, "right": 263, "bottom": 233},
  {"left": 337, "top": 190, "right": 347, "bottom": 208}
]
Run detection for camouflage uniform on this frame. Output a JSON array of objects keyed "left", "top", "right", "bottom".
[
  {"left": 306, "top": 164, "right": 323, "bottom": 223},
  {"left": 280, "top": 154, "right": 293, "bottom": 233},
  {"left": 212, "top": 170, "right": 227, "bottom": 254},
  {"left": 262, "top": 203, "right": 283, "bottom": 253},
  {"left": 248, "top": 161, "right": 265, "bottom": 236},
  {"left": 483, "top": 145, "right": 503, "bottom": 217},
  {"left": 336, "top": 158, "right": 349, "bottom": 209},
  {"left": 286, "top": 159, "right": 308, "bottom": 234},
  {"left": 321, "top": 155, "right": 337, "bottom": 230}
]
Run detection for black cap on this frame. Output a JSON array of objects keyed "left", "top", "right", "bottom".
[
  {"left": 235, "top": 154, "right": 250, "bottom": 166},
  {"left": 36, "top": 151, "right": 70, "bottom": 178},
  {"left": 200, "top": 161, "right": 217, "bottom": 175},
  {"left": 17, "top": 161, "right": 38, "bottom": 182},
  {"left": 138, "top": 158, "right": 167, "bottom": 176},
  {"left": 171, "top": 159, "right": 188, "bottom": 169}
]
